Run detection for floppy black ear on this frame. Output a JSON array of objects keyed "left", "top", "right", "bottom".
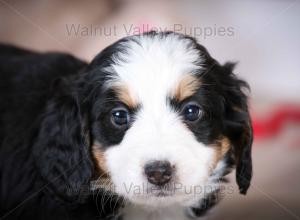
[
  {"left": 33, "top": 81, "right": 93, "bottom": 202},
  {"left": 220, "top": 63, "right": 253, "bottom": 195}
]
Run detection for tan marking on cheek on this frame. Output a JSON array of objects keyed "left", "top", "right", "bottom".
[
  {"left": 91, "top": 143, "right": 116, "bottom": 191},
  {"left": 92, "top": 143, "right": 109, "bottom": 177},
  {"left": 220, "top": 137, "right": 231, "bottom": 157},
  {"left": 210, "top": 137, "right": 231, "bottom": 171},
  {"left": 112, "top": 84, "right": 137, "bottom": 108},
  {"left": 174, "top": 74, "right": 201, "bottom": 101}
]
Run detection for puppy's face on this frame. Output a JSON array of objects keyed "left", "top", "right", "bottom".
[{"left": 88, "top": 32, "right": 252, "bottom": 207}]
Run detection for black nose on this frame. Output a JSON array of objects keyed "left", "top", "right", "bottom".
[{"left": 144, "top": 160, "right": 173, "bottom": 186}]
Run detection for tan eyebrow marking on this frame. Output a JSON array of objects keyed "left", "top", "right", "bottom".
[
  {"left": 174, "top": 74, "right": 201, "bottom": 101},
  {"left": 112, "top": 84, "right": 138, "bottom": 108}
]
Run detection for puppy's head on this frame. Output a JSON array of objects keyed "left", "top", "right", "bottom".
[
  {"left": 34, "top": 32, "right": 252, "bottom": 207},
  {"left": 86, "top": 32, "right": 253, "bottom": 206}
]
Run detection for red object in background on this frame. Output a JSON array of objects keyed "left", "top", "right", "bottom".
[{"left": 252, "top": 105, "right": 300, "bottom": 139}]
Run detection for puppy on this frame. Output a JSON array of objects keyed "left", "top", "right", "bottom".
[{"left": 0, "top": 31, "right": 252, "bottom": 220}]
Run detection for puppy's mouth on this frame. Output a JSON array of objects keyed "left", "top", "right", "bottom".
[
  {"left": 153, "top": 190, "right": 175, "bottom": 198},
  {"left": 127, "top": 182, "right": 196, "bottom": 207},
  {"left": 146, "top": 185, "right": 176, "bottom": 197},
  {"left": 140, "top": 180, "right": 195, "bottom": 200}
]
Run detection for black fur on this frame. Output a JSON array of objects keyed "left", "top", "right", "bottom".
[
  {"left": 0, "top": 44, "right": 119, "bottom": 219},
  {"left": 0, "top": 31, "right": 252, "bottom": 220},
  {"left": 205, "top": 62, "right": 253, "bottom": 195}
]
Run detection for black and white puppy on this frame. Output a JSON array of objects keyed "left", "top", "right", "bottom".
[{"left": 0, "top": 31, "right": 252, "bottom": 220}]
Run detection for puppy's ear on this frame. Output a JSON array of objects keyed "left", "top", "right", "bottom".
[
  {"left": 33, "top": 80, "right": 93, "bottom": 202},
  {"left": 220, "top": 63, "right": 253, "bottom": 195}
]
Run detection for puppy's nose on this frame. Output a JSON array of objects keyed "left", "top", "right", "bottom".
[{"left": 144, "top": 160, "right": 173, "bottom": 186}]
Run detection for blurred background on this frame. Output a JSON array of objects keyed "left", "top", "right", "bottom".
[{"left": 0, "top": 0, "right": 299, "bottom": 219}]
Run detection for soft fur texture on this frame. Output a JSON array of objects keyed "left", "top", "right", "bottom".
[{"left": 0, "top": 31, "right": 252, "bottom": 220}]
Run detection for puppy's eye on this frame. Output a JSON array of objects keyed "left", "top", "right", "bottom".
[
  {"left": 111, "top": 108, "right": 130, "bottom": 127},
  {"left": 182, "top": 103, "right": 202, "bottom": 122}
]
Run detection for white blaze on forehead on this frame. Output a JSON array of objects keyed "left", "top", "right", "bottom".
[{"left": 109, "top": 33, "right": 202, "bottom": 107}]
